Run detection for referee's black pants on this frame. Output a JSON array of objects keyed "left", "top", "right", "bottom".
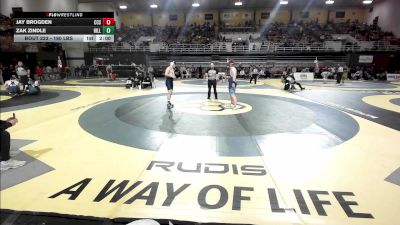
[
  {"left": 208, "top": 79, "right": 217, "bottom": 99},
  {"left": 336, "top": 72, "right": 343, "bottom": 84},
  {"left": 250, "top": 74, "right": 257, "bottom": 84}
]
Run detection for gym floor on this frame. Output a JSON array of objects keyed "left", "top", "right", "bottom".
[{"left": 0, "top": 78, "right": 399, "bottom": 225}]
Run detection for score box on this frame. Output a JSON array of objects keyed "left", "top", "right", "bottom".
[
  {"left": 102, "top": 26, "right": 115, "bottom": 34},
  {"left": 102, "top": 18, "right": 115, "bottom": 26}
]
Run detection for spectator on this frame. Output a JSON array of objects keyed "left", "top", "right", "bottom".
[
  {"left": 4, "top": 75, "right": 21, "bottom": 96},
  {"left": 106, "top": 64, "right": 113, "bottom": 80},
  {"left": 126, "top": 77, "right": 133, "bottom": 89},
  {"left": 1, "top": 65, "right": 10, "bottom": 82},
  {"left": 337, "top": 64, "right": 344, "bottom": 84},
  {"left": 45, "top": 65, "right": 51, "bottom": 73},
  {"left": 36, "top": 64, "right": 44, "bottom": 81},
  {"left": 0, "top": 63, "right": 3, "bottom": 84},
  {"left": 9, "top": 65, "right": 17, "bottom": 78},
  {"left": 80, "top": 64, "right": 88, "bottom": 77},
  {"left": 15, "top": 61, "right": 29, "bottom": 91},
  {"left": 198, "top": 65, "right": 203, "bottom": 79},
  {"left": 1, "top": 117, "right": 26, "bottom": 171}
]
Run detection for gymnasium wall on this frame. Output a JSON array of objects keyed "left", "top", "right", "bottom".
[
  {"left": 255, "top": 9, "right": 290, "bottom": 24},
  {"left": 121, "top": 13, "right": 152, "bottom": 26},
  {"left": 185, "top": 11, "right": 218, "bottom": 25},
  {"left": 120, "top": 7, "right": 367, "bottom": 27},
  {"left": 121, "top": 11, "right": 218, "bottom": 26},
  {"left": 153, "top": 12, "right": 185, "bottom": 27},
  {"left": 292, "top": 9, "right": 328, "bottom": 24},
  {"left": 0, "top": 0, "right": 77, "bottom": 17},
  {"left": 328, "top": 8, "right": 365, "bottom": 23},
  {"left": 77, "top": 2, "right": 121, "bottom": 29},
  {"left": 220, "top": 10, "right": 253, "bottom": 26},
  {"left": 365, "top": 0, "right": 400, "bottom": 37}
]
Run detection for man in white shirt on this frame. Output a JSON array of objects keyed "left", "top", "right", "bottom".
[
  {"left": 147, "top": 66, "right": 154, "bottom": 74},
  {"left": 106, "top": 64, "right": 113, "bottom": 80},
  {"left": 46, "top": 66, "right": 52, "bottom": 73},
  {"left": 337, "top": 64, "right": 344, "bottom": 84},
  {"left": 57, "top": 56, "right": 63, "bottom": 69},
  {"left": 239, "top": 69, "right": 245, "bottom": 79},
  {"left": 15, "top": 61, "right": 30, "bottom": 91}
]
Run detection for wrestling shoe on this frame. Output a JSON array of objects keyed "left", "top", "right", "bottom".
[{"left": 1, "top": 159, "right": 26, "bottom": 171}]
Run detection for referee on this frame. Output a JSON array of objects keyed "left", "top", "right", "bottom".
[{"left": 206, "top": 62, "right": 218, "bottom": 100}]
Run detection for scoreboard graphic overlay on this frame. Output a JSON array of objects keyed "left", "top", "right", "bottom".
[{"left": 13, "top": 12, "right": 115, "bottom": 43}]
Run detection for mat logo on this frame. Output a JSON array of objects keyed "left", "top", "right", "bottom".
[
  {"left": 49, "top": 178, "right": 374, "bottom": 219},
  {"left": 197, "top": 101, "right": 245, "bottom": 112},
  {"left": 146, "top": 161, "right": 266, "bottom": 176},
  {"left": 175, "top": 99, "right": 251, "bottom": 115}
]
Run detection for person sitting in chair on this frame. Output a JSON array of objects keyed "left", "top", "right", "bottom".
[
  {"left": 4, "top": 75, "right": 21, "bottom": 96},
  {"left": 126, "top": 77, "right": 133, "bottom": 89}
]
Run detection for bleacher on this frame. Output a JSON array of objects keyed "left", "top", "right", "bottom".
[
  {"left": 88, "top": 40, "right": 400, "bottom": 53},
  {"left": 147, "top": 54, "right": 347, "bottom": 70},
  {"left": 89, "top": 20, "right": 400, "bottom": 54}
]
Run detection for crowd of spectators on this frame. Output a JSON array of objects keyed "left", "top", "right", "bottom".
[
  {"left": 105, "top": 20, "right": 400, "bottom": 50},
  {"left": 0, "top": 14, "right": 14, "bottom": 51},
  {"left": 261, "top": 21, "right": 324, "bottom": 47},
  {"left": 1, "top": 11, "right": 399, "bottom": 49},
  {"left": 1, "top": 13, "right": 63, "bottom": 52},
  {"left": 115, "top": 24, "right": 155, "bottom": 45},
  {"left": 112, "top": 22, "right": 218, "bottom": 46},
  {"left": 260, "top": 20, "right": 399, "bottom": 48}
]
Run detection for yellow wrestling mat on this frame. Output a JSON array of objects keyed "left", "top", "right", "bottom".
[{"left": 1, "top": 82, "right": 399, "bottom": 225}]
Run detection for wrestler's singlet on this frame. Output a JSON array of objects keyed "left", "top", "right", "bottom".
[{"left": 227, "top": 68, "right": 234, "bottom": 89}]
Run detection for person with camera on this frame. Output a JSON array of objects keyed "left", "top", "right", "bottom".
[{"left": 1, "top": 116, "right": 26, "bottom": 171}]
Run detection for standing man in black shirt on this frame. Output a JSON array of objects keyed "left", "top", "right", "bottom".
[{"left": 205, "top": 62, "right": 218, "bottom": 100}]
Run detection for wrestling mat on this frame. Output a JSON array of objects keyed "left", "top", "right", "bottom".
[{"left": 0, "top": 79, "right": 399, "bottom": 225}]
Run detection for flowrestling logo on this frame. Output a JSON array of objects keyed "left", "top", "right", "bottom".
[{"left": 46, "top": 12, "right": 83, "bottom": 18}]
